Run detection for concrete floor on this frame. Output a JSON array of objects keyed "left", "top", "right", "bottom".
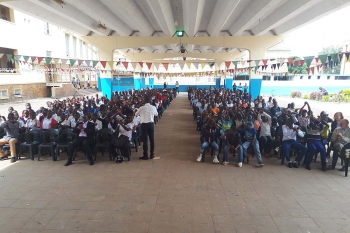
[{"left": 0, "top": 93, "right": 350, "bottom": 233}]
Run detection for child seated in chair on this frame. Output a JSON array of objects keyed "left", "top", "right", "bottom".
[
  {"left": 242, "top": 122, "right": 264, "bottom": 167},
  {"left": 198, "top": 119, "right": 219, "bottom": 163}
]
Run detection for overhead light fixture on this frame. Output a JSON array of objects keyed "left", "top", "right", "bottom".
[
  {"left": 51, "top": 0, "right": 66, "bottom": 8},
  {"left": 176, "top": 30, "right": 184, "bottom": 37},
  {"left": 97, "top": 21, "right": 107, "bottom": 30}
]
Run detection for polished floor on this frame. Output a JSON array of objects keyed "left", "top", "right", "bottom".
[{"left": 0, "top": 94, "right": 350, "bottom": 233}]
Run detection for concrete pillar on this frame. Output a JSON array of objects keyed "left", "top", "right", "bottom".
[
  {"left": 225, "top": 72, "right": 233, "bottom": 90},
  {"left": 97, "top": 50, "right": 113, "bottom": 99},
  {"left": 249, "top": 49, "right": 264, "bottom": 99}
]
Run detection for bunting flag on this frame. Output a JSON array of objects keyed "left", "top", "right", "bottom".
[
  {"left": 193, "top": 62, "right": 199, "bottom": 70},
  {"left": 277, "top": 63, "right": 280, "bottom": 69},
  {"left": 185, "top": 63, "right": 191, "bottom": 69},
  {"left": 37, "top": 57, "right": 44, "bottom": 64},
  {"left": 85, "top": 60, "right": 91, "bottom": 66},
  {"left": 130, "top": 62, "right": 137, "bottom": 70},
  {"left": 262, "top": 59, "right": 268, "bottom": 66},
  {"left": 241, "top": 60, "right": 246, "bottom": 66},
  {"left": 304, "top": 56, "right": 314, "bottom": 68},
  {"left": 232, "top": 61, "right": 238, "bottom": 68},
  {"left": 272, "top": 64, "right": 276, "bottom": 70},
  {"left": 15, "top": 55, "right": 22, "bottom": 61},
  {"left": 208, "top": 62, "right": 215, "bottom": 67},
  {"left": 293, "top": 60, "right": 299, "bottom": 67},
  {"left": 62, "top": 59, "right": 68, "bottom": 65},
  {"left": 69, "top": 59, "right": 76, "bottom": 66},
  {"left": 146, "top": 62, "right": 152, "bottom": 70},
  {"left": 254, "top": 60, "right": 260, "bottom": 67},
  {"left": 54, "top": 58, "right": 60, "bottom": 64},
  {"left": 318, "top": 55, "right": 328, "bottom": 65},
  {"left": 45, "top": 57, "right": 53, "bottom": 65},
  {"left": 6, "top": 54, "right": 13, "bottom": 61},
  {"left": 225, "top": 61, "right": 231, "bottom": 69},
  {"left": 107, "top": 61, "right": 114, "bottom": 69},
  {"left": 78, "top": 60, "right": 84, "bottom": 66},
  {"left": 200, "top": 62, "right": 206, "bottom": 68},
  {"left": 330, "top": 53, "right": 339, "bottom": 64},
  {"left": 138, "top": 62, "right": 143, "bottom": 68},
  {"left": 254, "top": 66, "right": 259, "bottom": 73},
  {"left": 179, "top": 63, "right": 185, "bottom": 70},
  {"left": 122, "top": 62, "right": 128, "bottom": 69},
  {"left": 31, "top": 57, "right": 37, "bottom": 63},
  {"left": 347, "top": 55, "right": 350, "bottom": 63},
  {"left": 92, "top": 60, "right": 99, "bottom": 68},
  {"left": 345, "top": 52, "right": 350, "bottom": 61},
  {"left": 287, "top": 58, "right": 294, "bottom": 66},
  {"left": 99, "top": 61, "right": 106, "bottom": 68},
  {"left": 162, "top": 63, "right": 169, "bottom": 71},
  {"left": 278, "top": 58, "right": 285, "bottom": 66},
  {"left": 153, "top": 63, "right": 160, "bottom": 70},
  {"left": 23, "top": 56, "right": 30, "bottom": 62}
]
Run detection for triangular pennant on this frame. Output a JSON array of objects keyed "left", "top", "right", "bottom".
[
  {"left": 31, "top": 56, "right": 37, "bottom": 63},
  {"left": 138, "top": 62, "right": 143, "bottom": 68},
  {"left": 262, "top": 59, "right": 268, "bottom": 66},
  {"left": 299, "top": 60, "right": 305, "bottom": 66},
  {"left": 6, "top": 54, "right": 13, "bottom": 61},
  {"left": 62, "top": 59, "right": 68, "bottom": 65},
  {"left": 15, "top": 55, "right": 22, "bottom": 61},
  {"left": 208, "top": 62, "right": 215, "bottom": 67},
  {"left": 254, "top": 60, "right": 260, "bottom": 67},
  {"left": 78, "top": 60, "right": 84, "bottom": 66},
  {"left": 277, "top": 63, "right": 280, "bottom": 69},
  {"left": 304, "top": 56, "right": 314, "bottom": 68},
  {"left": 37, "top": 57, "right": 44, "bottom": 64},
  {"left": 162, "top": 63, "right": 169, "bottom": 71},
  {"left": 146, "top": 63, "right": 152, "bottom": 70},
  {"left": 92, "top": 60, "right": 99, "bottom": 67},
  {"left": 200, "top": 62, "right": 206, "bottom": 68},
  {"left": 23, "top": 56, "right": 30, "bottom": 62},
  {"left": 225, "top": 61, "right": 231, "bottom": 69},
  {"left": 108, "top": 61, "right": 114, "bottom": 69},
  {"left": 254, "top": 66, "right": 259, "bottom": 73},
  {"left": 278, "top": 58, "right": 285, "bottom": 65},
  {"left": 179, "top": 63, "right": 185, "bottom": 70},
  {"left": 154, "top": 63, "right": 160, "bottom": 70},
  {"left": 272, "top": 64, "right": 276, "bottom": 70},
  {"left": 53, "top": 58, "right": 60, "bottom": 64},
  {"left": 293, "top": 60, "right": 299, "bottom": 67},
  {"left": 130, "top": 62, "right": 137, "bottom": 70},
  {"left": 330, "top": 53, "right": 339, "bottom": 63},
  {"left": 345, "top": 52, "right": 350, "bottom": 61},
  {"left": 185, "top": 63, "right": 191, "bottom": 69},
  {"left": 287, "top": 58, "right": 294, "bottom": 66},
  {"left": 193, "top": 62, "right": 199, "bottom": 70},
  {"left": 318, "top": 55, "right": 327, "bottom": 65},
  {"left": 241, "top": 60, "right": 246, "bottom": 66},
  {"left": 122, "top": 62, "right": 128, "bottom": 69},
  {"left": 69, "top": 59, "right": 76, "bottom": 66},
  {"left": 45, "top": 57, "right": 53, "bottom": 65},
  {"left": 85, "top": 60, "right": 91, "bottom": 66},
  {"left": 232, "top": 61, "right": 238, "bottom": 68}
]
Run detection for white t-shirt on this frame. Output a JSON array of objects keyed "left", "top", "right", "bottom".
[{"left": 118, "top": 122, "right": 134, "bottom": 141}]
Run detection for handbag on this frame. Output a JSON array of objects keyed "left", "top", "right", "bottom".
[{"left": 112, "top": 135, "right": 129, "bottom": 147}]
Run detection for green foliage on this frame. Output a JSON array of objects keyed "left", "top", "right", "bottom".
[
  {"left": 318, "top": 45, "right": 342, "bottom": 74},
  {"left": 303, "top": 94, "right": 309, "bottom": 99},
  {"left": 322, "top": 95, "right": 330, "bottom": 102},
  {"left": 341, "top": 89, "right": 350, "bottom": 95}
]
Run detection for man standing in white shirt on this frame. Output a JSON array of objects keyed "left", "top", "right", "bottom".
[
  {"left": 135, "top": 95, "right": 159, "bottom": 160},
  {"left": 282, "top": 118, "right": 307, "bottom": 168}
]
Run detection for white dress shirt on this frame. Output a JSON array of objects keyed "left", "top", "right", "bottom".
[
  {"left": 68, "top": 116, "right": 79, "bottom": 128},
  {"left": 42, "top": 118, "right": 52, "bottom": 129},
  {"left": 258, "top": 113, "right": 271, "bottom": 137},
  {"left": 282, "top": 124, "right": 305, "bottom": 141},
  {"left": 135, "top": 103, "right": 158, "bottom": 123},
  {"left": 118, "top": 122, "right": 134, "bottom": 141},
  {"left": 90, "top": 120, "right": 102, "bottom": 131}
]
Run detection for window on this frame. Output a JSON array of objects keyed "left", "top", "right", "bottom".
[
  {"left": 44, "top": 22, "right": 50, "bottom": 35},
  {"left": 73, "top": 36, "right": 77, "bottom": 58},
  {"left": 14, "top": 88, "right": 21, "bottom": 95},
  {"left": 0, "top": 89, "right": 8, "bottom": 99},
  {"left": 0, "top": 5, "right": 11, "bottom": 22},
  {"left": 46, "top": 51, "right": 52, "bottom": 57},
  {"left": 79, "top": 39, "right": 83, "bottom": 58},
  {"left": 65, "top": 34, "right": 70, "bottom": 56},
  {"left": 0, "top": 47, "right": 15, "bottom": 70}
]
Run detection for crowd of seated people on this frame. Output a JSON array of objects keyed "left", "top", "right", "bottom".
[
  {"left": 0, "top": 88, "right": 176, "bottom": 165},
  {"left": 189, "top": 85, "right": 349, "bottom": 172}
]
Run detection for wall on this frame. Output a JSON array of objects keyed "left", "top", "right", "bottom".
[
  {"left": 51, "top": 83, "right": 76, "bottom": 98},
  {"left": 0, "top": 83, "right": 47, "bottom": 103}
]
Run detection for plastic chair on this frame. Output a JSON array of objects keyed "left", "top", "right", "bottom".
[
  {"left": 38, "top": 129, "right": 59, "bottom": 161},
  {"left": 94, "top": 128, "right": 113, "bottom": 161},
  {"left": 20, "top": 129, "right": 42, "bottom": 160},
  {"left": 56, "top": 128, "right": 76, "bottom": 161}
]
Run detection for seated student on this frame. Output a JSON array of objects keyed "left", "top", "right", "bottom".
[
  {"left": 242, "top": 122, "right": 264, "bottom": 166},
  {"left": 40, "top": 110, "right": 57, "bottom": 130},
  {"left": 0, "top": 113, "right": 20, "bottom": 163},
  {"left": 198, "top": 119, "right": 219, "bottom": 163},
  {"left": 331, "top": 119, "right": 350, "bottom": 170},
  {"left": 90, "top": 114, "right": 102, "bottom": 132},
  {"left": 223, "top": 125, "right": 243, "bottom": 166},
  {"left": 57, "top": 113, "right": 70, "bottom": 130},
  {"left": 298, "top": 101, "right": 311, "bottom": 128},
  {"left": 113, "top": 116, "right": 134, "bottom": 163},
  {"left": 257, "top": 110, "right": 273, "bottom": 158},
  {"left": 26, "top": 111, "right": 40, "bottom": 130},
  {"left": 305, "top": 117, "right": 327, "bottom": 171},
  {"left": 282, "top": 118, "right": 307, "bottom": 168}
]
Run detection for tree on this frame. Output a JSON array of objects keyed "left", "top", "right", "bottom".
[
  {"left": 318, "top": 45, "right": 343, "bottom": 74},
  {"left": 287, "top": 57, "right": 308, "bottom": 74}
]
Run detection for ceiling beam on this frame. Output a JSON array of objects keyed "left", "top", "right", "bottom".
[
  {"left": 2, "top": 1, "right": 90, "bottom": 35},
  {"left": 28, "top": 0, "right": 109, "bottom": 36},
  {"left": 250, "top": 0, "right": 322, "bottom": 36},
  {"left": 65, "top": 0, "right": 132, "bottom": 36},
  {"left": 207, "top": 0, "right": 241, "bottom": 36},
  {"left": 274, "top": 0, "right": 350, "bottom": 35},
  {"left": 229, "top": 0, "right": 284, "bottom": 36}
]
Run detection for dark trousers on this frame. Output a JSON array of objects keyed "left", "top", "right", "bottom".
[
  {"left": 282, "top": 139, "right": 307, "bottom": 162},
  {"left": 306, "top": 140, "right": 326, "bottom": 168},
  {"left": 141, "top": 123, "right": 154, "bottom": 157},
  {"left": 259, "top": 136, "right": 273, "bottom": 154},
  {"left": 68, "top": 137, "right": 93, "bottom": 161}
]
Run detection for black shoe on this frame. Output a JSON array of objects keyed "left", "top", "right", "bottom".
[
  {"left": 288, "top": 162, "right": 293, "bottom": 168},
  {"left": 293, "top": 162, "right": 299, "bottom": 168},
  {"left": 89, "top": 160, "right": 94, "bottom": 166},
  {"left": 10, "top": 157, "right": 16, "bottom": 163},
  {"left": 305, "top": 165, "right": 311, "bottom": 170},
  {"left": 150, "top": 155, "right": 154, "bottom": 159},
  {"left": 322, "top": 167, "right": 327, "bottom": 172},
  {"left": 139, "top": 156, "right": 149, "bottom": 160},
  {"left": 64, "top": 160, "right": 72, "bottom": 166},
  {"left": 339, "top": 166, "right": 345, "bottom": 171}
]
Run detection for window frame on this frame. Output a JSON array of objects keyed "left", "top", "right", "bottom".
[
  {"left": 0, "top": 89, "right": 9, "bottom": 99},
  {"left": 14, "top": 88, "right": 22, "bottom": 97}
]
